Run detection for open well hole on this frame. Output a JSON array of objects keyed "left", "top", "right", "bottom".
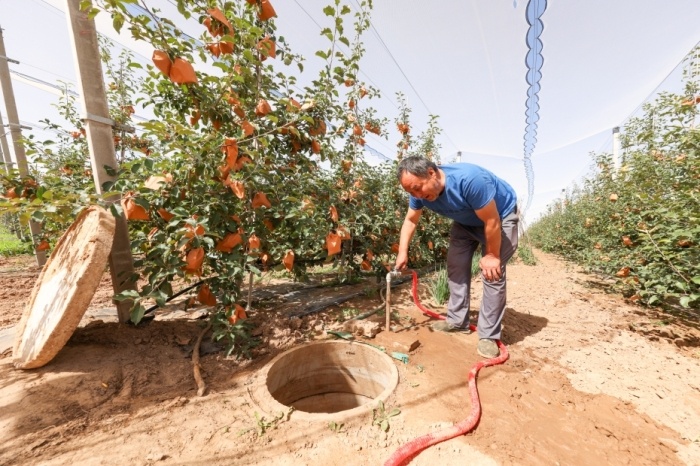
[{"left": 265, "top": 341, "right": 398, "bottom": 415}]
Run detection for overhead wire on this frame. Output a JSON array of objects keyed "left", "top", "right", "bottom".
[
  {"left": 33, "top": 0, "right": 64, "bottom": 16},
  {"left": 290, "top": 0, "right": 399, "bottom": 112},
  {"left": 10, "top": 70, "right": 79, "bottom": 96},
  {"left": 347, "top": 0, "right": 461, "bottom": 154},
  {"left": 121, "top": 1, "right": 397, "bottom": 161},
  {"left": 287, "top": 0, "right": 395, "bottom": 161},
  {"left": 16, "top": 61, "right": 76, "bottom": 84},
  {"left": 9, "top": 69, "right": 150, "bottom": 124},
  {"left": 553, "top": 39, "right": 700, "bottom": 207},
  {"left": 618, "top": 38, "right": 700, "bottom": 126},
  {"left": 20, "top": 0, "right": 395, "bottom": 161},
  {"left": 290, "top": 0, "right": 461, "bottom": 160},
  {"left": 472, "top": 0, "right": 506, "bottom": 150}
]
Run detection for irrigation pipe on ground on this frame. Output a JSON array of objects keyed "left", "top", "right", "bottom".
[{"left": 383, "top": 270, "right": 509, "bottom": 466}]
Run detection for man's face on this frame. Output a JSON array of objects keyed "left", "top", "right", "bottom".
[{"left": 400, "top": 168, "right": 442, "bottom": 201}]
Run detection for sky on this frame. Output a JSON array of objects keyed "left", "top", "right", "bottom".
[{"left": 1, "top": 0, "right": 699, "bottom": 223}]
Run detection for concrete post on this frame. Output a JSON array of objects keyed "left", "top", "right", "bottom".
[
  {"left": 0, "top": 26, "right": 47, "bottom": 265},
  {"left": 0, "top": 106, "right": 13, "bottom": 171},
  {"left": 612, "top": 126, "right": 621, "bottom": 179},
  {"left": 65, "top": 0, "right": 136, "bottom": 323}
]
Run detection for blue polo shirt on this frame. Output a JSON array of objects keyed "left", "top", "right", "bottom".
[{"left": 408, "top": 163, "right": 517, "bottom": 227}]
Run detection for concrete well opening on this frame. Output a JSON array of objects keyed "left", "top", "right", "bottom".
[{"left": 263, "top": 341, "right": 398, "bottom": 421}]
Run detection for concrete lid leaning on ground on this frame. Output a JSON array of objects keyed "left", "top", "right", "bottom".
[{"left": 12, "top": 206, "right": 115, "bottom": 369}]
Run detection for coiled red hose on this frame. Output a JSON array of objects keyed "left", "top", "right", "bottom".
[{"left": 384, "top": 270, "right": 509, "bottom": 466}]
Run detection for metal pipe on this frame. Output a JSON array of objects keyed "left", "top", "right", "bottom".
[{"left": 385, "top": 269, "right": 401, "bottom": 332}]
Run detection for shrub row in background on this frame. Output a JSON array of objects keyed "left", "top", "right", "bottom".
[{"left": 528, "top": 60, "right": 699, "bottom": 310}]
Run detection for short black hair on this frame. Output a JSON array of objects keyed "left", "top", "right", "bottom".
[{"left": 397, "top": 156, "right": 438, "bottom": 182}]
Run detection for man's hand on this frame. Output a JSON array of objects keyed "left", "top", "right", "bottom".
[
  {"left": 475, "top": 200, "right": 503, "bottom": 282},
  {"left": 395, "top": 208, "right": 421, "bottom": 272},
  {"left": 479, "top": 253, "right": 502, "bottom": 282},
  {"left": 395, "top": 251, "right": 409, "bottom": 271}
]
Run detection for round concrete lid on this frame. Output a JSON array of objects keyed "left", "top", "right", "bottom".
[{"left": 13, "top": 206, "right": 116, "bottom": 369}]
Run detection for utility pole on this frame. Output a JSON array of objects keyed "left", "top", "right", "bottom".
[
  {"left": 65, "top": 0, "right": 136, "bottom": 323},
  {"left": 0, "top": 26, "right": 47, "bottom": 265}
]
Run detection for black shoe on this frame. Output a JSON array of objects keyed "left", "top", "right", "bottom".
[
  {"left": 477, "top": 338, "right": 499, "bottom": 358},
  {"left": 431, "top": 321, "right": 472, "bottom": 334}
]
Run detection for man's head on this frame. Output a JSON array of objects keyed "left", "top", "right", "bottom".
[{"left": 397, "top": 156, "right": 444, "bottom": 202}]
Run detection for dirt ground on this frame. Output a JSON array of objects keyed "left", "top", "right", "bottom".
[{"left": 1, "top": 250, "right": 700, "bottom": 466}]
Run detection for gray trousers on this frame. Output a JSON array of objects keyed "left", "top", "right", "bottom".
[{"left": 446, "top": 210, "right": 519, "bottom": 339}]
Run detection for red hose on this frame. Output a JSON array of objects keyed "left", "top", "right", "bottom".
[{"left": 384, "top": 270, "right": 509, "bottom": 466}]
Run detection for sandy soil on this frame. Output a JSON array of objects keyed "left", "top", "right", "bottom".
[{"left": 1, "top": 251, "right": 699, "bottom": 466}]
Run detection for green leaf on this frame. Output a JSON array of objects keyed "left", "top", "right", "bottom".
[
  {"left": 153, "top": 290, "right": 168, "bottom": 307},
  {"left": 133, "top": 197, "right": 150, "bottom": 210},
  {"left": 130, "top": 303, "right": 146, "bottom": 325},
  {"left": 112, "top": 12, "right": 125, "bottom": 32},
  {"left": 86, "top": 7, "right": 101, "bottom": 19},
  {"left": 692, "top": 276, "right": 700, "bottom": 285},
  {"left": 31, "top": 211, "right": 44, "bottom": 222},
  {"left": 115, "top": 289, "right": 140, "bottom": 300},
  {"left": 679, "top": 296, "right": 690, "bottom": 308},
  {"left": 110, "top": 203, "right": 124, "bottom": 218},
  {"left": 315, "top": 50, "right": 329, "bottom": 60},
  {"left": 322, "top": 5, "right": 335, "bottom": 16}
]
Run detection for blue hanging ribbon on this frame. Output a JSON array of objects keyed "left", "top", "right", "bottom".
[{"left": 522, "top": 0, "right": 547, "bottom": 213}]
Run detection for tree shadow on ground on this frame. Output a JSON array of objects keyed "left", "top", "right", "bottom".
[
  {"left": 571, "top": 275, "right": 700, "bottom": 342},
  {"left": 501, "top": 307, "right": 549, "bottom": 346},
  {"left": 0, "top": 318, "right": 240, "bottom": 447}
]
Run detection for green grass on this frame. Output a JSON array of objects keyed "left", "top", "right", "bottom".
[
  {"left": 517, "top": 243, "right": 537, "bottom": 266},
  {"left": 0, "top": 228, "right": 29, "bottom": 256},
  {"left": 471, "top": 250, "right": 482, "bottom": 276},
  {"left": 429, "top": 268, "right": 450, "bottom": 305}
]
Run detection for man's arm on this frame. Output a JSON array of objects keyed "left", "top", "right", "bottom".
[
  {"left": 395, "top": 208, "right": 422, "bottom": 270},
  {"left": 475, "top": 199, "right": 503, "bottom": 282}
]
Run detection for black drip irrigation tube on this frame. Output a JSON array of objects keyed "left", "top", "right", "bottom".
[
  {"left": 141, "top": 280, "right": 205, "bottom": 320},
  {"left": 289, "top": 264, "right": 437, "bottom": 319},
  {"left": 139, "top": 279, "right": 328, "bottom": 320},
  {"left": 288, "top": 273, "right": 414, "bottom": 318},
  {"left": 138, "top": 264, "right": 438, "bottom": 321},
  {"left": 139, "top": 258, "right": 338, "bottom": 320}
]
